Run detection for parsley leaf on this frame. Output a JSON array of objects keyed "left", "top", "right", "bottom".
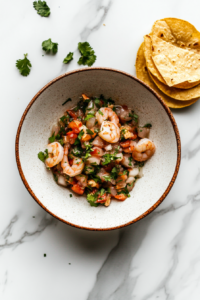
[
  {"left": 63, "top": 52, "right": 73, "bottom": 64},
  {"left": 33, "top": 1, "right": 50, "bottom": 17},
  {"left": 16, "top": 54, "right": 32, "bottom": 76},
  {"left": 38, "top": 149, "right": 48, "bottom": 162},
  {"left": 84, "top": 114, "right": 95, "bottom": 121},
  {"left": 49, "top": 132, "right": 55, "bottom": 143},
  {"left": 42, "top": 38, "right": 58, "bottom": 54},
  {"left": 78, "top": 42, "right": 96, "bottom": 67},
  {"left": 143, "top": 123, "right": 152, "bottom": 128},
  {"left": 62, "top": 98, "right": 72, "bottom": 106}
]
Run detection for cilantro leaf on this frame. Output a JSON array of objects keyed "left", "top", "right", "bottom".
[
  {"left": 118, "top": 187, "right": 130, "bottom": 197},
  {"left": 33, "top": 1, "right": 50, "bottom": 17},
  {"left": 98, "top": 110, "right": 103, "bottom": 116},
  {"left": 42, "top": 39, "right": 58, "bottom": 54},
  {"left": 49, "top": 132, "right": 55, "bottom": 143},
  {"left": 62, "top": 98, "right": 72, "bottom": 106},
  {"left": 78, "top": 130, "right": 84, "bottom": 140},
  {"left": 78, "top": 42, "right": 96, "bottom": 67},
  {"left": 53, "top": 173, "right": 58, "bottom": 182},
  {"left": 87, "top": 192, "right": 99, "bottom": 207},
  {"left": 63, "top": 52, "right": 73, "bottom": 64},
  {"left": 38, "top": 149, "right": 48, "bottom": 162},
  {"left": 84, "top": 114, "right": 95, "bottom": 121},
  {"left": 16, "top": 54, "right": 32, "bottom": 76},
  {"left": 143, "top": 123, "right": 152, "bottom": 128},
  {"left": 86, "top": 129, "right": 93, "bottom": 135}
]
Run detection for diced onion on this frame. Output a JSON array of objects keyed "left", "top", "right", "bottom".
[
  {"left": 86, "top": 156, "right": 101, "bottom": 165},
  {"left": 92, "top": 136, "right": 105, "bottom": 148},
  {"left": 129, "top": 168, "right": 139, "bottom": 177},
  {"left": 57, "top": 175, "right": 68, "bottom": 187},
  {"left": 137, "top": 127, "right": 150, "bottom": 139},
  {"left": 86, "top": 117, "right": 96, "bottom": 129}
]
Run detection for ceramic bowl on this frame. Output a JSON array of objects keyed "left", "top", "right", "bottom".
[{"left": 16, "top": 68, "right": 181, "bottom": 230}]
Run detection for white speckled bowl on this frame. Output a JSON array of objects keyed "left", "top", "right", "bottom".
[{"left": 16, "top": 68, "right": 181, "bottom": 231}]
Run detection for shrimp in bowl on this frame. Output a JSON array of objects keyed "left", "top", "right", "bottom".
[{"left": 38, "top": 94, "right": 156, "bottom": 207}]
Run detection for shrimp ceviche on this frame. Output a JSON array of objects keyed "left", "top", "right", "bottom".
[{"left": 38, "top": 94, "right": 156, "bottom": 207}]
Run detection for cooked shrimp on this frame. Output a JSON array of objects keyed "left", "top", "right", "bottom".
[
  {"left": 132, "top": 138, "right": 156, "bottom": 161},
  {"left": 99, "top": 121, "right": 120, "bottom": 143},
  {"left": 96, "top": 107, "right": 119, "bottom": 125},
  {"left": 45, "top": 142, "right": 64, "bottom": 168},
  {"left": 61, "top": 146, "right": 84, "bottom": 177}
]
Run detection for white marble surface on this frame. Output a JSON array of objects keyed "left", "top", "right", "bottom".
[{"left": 1, "top": 0, "right": 200, "bottom": 299}]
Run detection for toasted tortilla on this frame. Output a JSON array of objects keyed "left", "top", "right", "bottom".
[
  {"left": 151, "top": 35, "right": 200, "bottom": 87},
  {"left": 136, "top": 43, "right": 199, "bottom": 108}
]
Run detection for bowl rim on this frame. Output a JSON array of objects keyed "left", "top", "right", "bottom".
[{"left": 15, "top": 67, "right": 181, "bottom": 231}]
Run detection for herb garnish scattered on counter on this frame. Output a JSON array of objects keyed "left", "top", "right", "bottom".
[
  {"left": 16, "top": 54, "right": 32, "bottom": 76},
  {"left": 33, "top": 1, "right": 50, "bottom": 17},
  {"left": 62, "top": 98, "right": 72, "bottom": 106},
  {"left": 63, "top": 52, "right": 74, "bottom": 64},
  {"left": 42, "top": 38, "right": 58, "bottom": 54},
  {"left": 78, "top": 42, "right": 96, "bottom": 67}
]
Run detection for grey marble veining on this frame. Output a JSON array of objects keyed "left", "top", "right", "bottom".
[{"left": 1, "top": 0, "right": 200, "bottom": 299}]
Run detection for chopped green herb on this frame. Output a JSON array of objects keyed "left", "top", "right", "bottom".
[
  {"left": 135, "top": 161, "right": 145, "bottom": 167},
  {"left": 94, "top": 128, "right": 99, "bottom": 133},
  {"left": 78, "top": 130, "right": 84, "bottom": 140},
  {"left": 62, "top": 98, "right": 72, "bottom": 106},
  {"left": 78, "top": 42, "right": 96, "bottom": 67},
  {"left": 63, "top": 52, "right": 73, "bottom": 64},
  {"left": 32, "top": 216, "right": 35, "bottom": 218},
  {"left": 143, "top": 123, "right": 152, "bottom": 128},
  {"left": 128, "top": 156, "right": 133, "bottom": 166},
  {"left": 103, "top": 175, "right": 112, "bottom": 182},
  {"left": 98, "top": 110, "right": 103, "bottom": 116},
  {"left": 16, "top": 54, "right": 32, "bottom": 76},
  {"left": 118, "top": 187, "right": 130, "bottom": 197},
  {"left": 57, "top": 139, "right": 64, "bottom": 146},
  {"left": 42, "top": 38, "right": 58, "bottom": 54},
  {"left": 33, "top": 1, "right": 50, "bottom": 17},
  {"left": 102, "top": 149, "right": 119, "bottom": 165},
  {"left": 38, "top": 149, "right": 48, "bottom": 162},
  {"left": 53, "top": 173, "right": 58, "bottom": 182},
  {"left": 84, "top": 114, "right": 95, "bottom": 121},
  {"left": 49, "top": 132, "right": 55, "bottom": 143},
  {"left": 87, "top": 192, "right": 99, "bottom": 207},
  {"left": 44, "top": 253, "right": 46, "bottom": 257},
  {"left": 86, "top": 129, "right": 94, "bottom": 135},
  {"left": 70, "top": 194, "right": 73, "bottom": 197}
]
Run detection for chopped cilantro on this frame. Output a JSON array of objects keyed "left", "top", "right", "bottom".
[
  {"left": 62, "top": 98, "right": 72, "bottom": 106},
  {"left": 57, "top": 139, "right": 64, "bottom": 146},
  {"left": 16, "top": 54, "right": 32, "bottom": 76},
  {"left": 103, "top": 175, "right": 112, "bottom": 182},
  {"left": 53, "top": 173, "right": 58, "bottom": 182},
  {"left": 78, "top": 42, "right": 96, "bottom": 67},
  {"left": 38, "top": 149, "right": 48, "bottom": 162},
  {"left": 128, "top": 156, "right": 133, "bottom": 166},
  {"left": 118, "top": 187, "right": 130, "bottom": 197},
  {"left": 42, "top": 38, "right": 58, "bottom": 54},
  {"left": 78, "top": 130, "right": 84, "bottom": 140},
  {"left": 87, "top": 192, "right": 99, "bottom": 207},
  {"left": 102, "top": 151, "right": 119, "bottom": 165},
  {"left": 143, "top": 123, "right": 152, "bottom": 128},
  {"left": 84, "top": 114, "right": 95, "bottom": 121},
  {"left": 86, "top": 129, "right": 93, "bottom": 135},
  {"left": 98, "top": 110, "right": 103, "bottom": 116},
  {"left": 49, "top": 132, "right": 55, "bottom": 143},
  {"left": 63, "top": 52, "right": 73, "bottom": 64},
  {"left": 33, "top": 1, "right": 50, "bottom": 17},
  {"left": 44, "top": 253, "right": 46, "bottom": 257},
  {"left": 70, "top": 194, "right": 73, "bottom": 197},
  {"left": 135, "top": 161, "right": 145, "bottom": 167}
]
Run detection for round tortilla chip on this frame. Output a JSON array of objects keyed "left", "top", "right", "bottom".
[
  {"left": 149, "top": 70, "right": 200, "bottom": 101},
  {"left": 152, "top": 18, "right": 200, "bottom": 53},
  {"left": 150, "top": 18, "right": 200, "bottom": 89},
  {"left": 136, "top": 43, "right": 199, "bottom": 108}
]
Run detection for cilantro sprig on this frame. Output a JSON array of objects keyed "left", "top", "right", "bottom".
[
  {"left": 143, "top": 123, "right": 152, "bottom": 128},
  {"left": 16, "top": 54, "right": 32, "bottom": 76},
  {"left": 78, "top": 42, "right": 96, "bottom": 67},
  {"left": 33, "top": 1, "right": 50, "bottom": 17},
  {"left": 42, "top": 38, "right": 58, "bottom": 54},
  {"left": 63, "top": 52, "right": 73, "bottom": 64}
]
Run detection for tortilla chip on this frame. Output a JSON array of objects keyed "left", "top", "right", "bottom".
[
  {"left": 136, "top": 43, "right": 199, "bottom": 108},
  {"left": 151, "top": 35, "right": 200, "bottom": 87},
  {"left": 149, "top": 70, "right": 200, "bottom": 100},
  {"left": 152, "top": 18, "right": 200, "bottom": 53},
  {"left": 143, "top": 35, "right": 166, "bottom": 84}
]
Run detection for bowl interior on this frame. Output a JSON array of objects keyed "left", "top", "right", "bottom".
[{"left": 18, "top": 69, "right": 178, "bottom": 230}]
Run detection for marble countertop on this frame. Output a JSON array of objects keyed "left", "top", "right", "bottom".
[{"left": 1, "top": 0, "right": 200, "bottom": 299}]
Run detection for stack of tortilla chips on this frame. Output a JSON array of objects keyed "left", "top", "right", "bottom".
[{"left": 136, "top": 18, "right": 200, "bottom": 108}]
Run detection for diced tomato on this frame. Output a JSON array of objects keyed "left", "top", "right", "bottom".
[
  {"left": 67, "top": 131, "right": 78, "bottom": 139},
  {"left": 114, "top": 194, "right": 127, "bottom": 201},
  {"left": 82, "top": 94, "right": 90, "bottom": 100},
  {"left": 120, "top": 140, "right": 131, "bottom": 148},
  {"left": 67, "top": 110, "right": 77, "bottom": 119},
  {"left": 67, "top": 177, "right": 77, "bottom": 185},
  {"left": 68, "top": 120, "right": 82, "bottom": 134},
  {"left": 71, "top": 183, "right": 85, "bottom": 195},
  {"left": 90, "top": 148, "right": 98, "bottom": 155},
  {"left": 103, "top": 164, "right": 113, "bottom": 172},
  {"left": 130, "top": 133, "right": 138, "bottom": 140},
  {"left": 96, "top": 193, "right": 107, "bottom": 203}
]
